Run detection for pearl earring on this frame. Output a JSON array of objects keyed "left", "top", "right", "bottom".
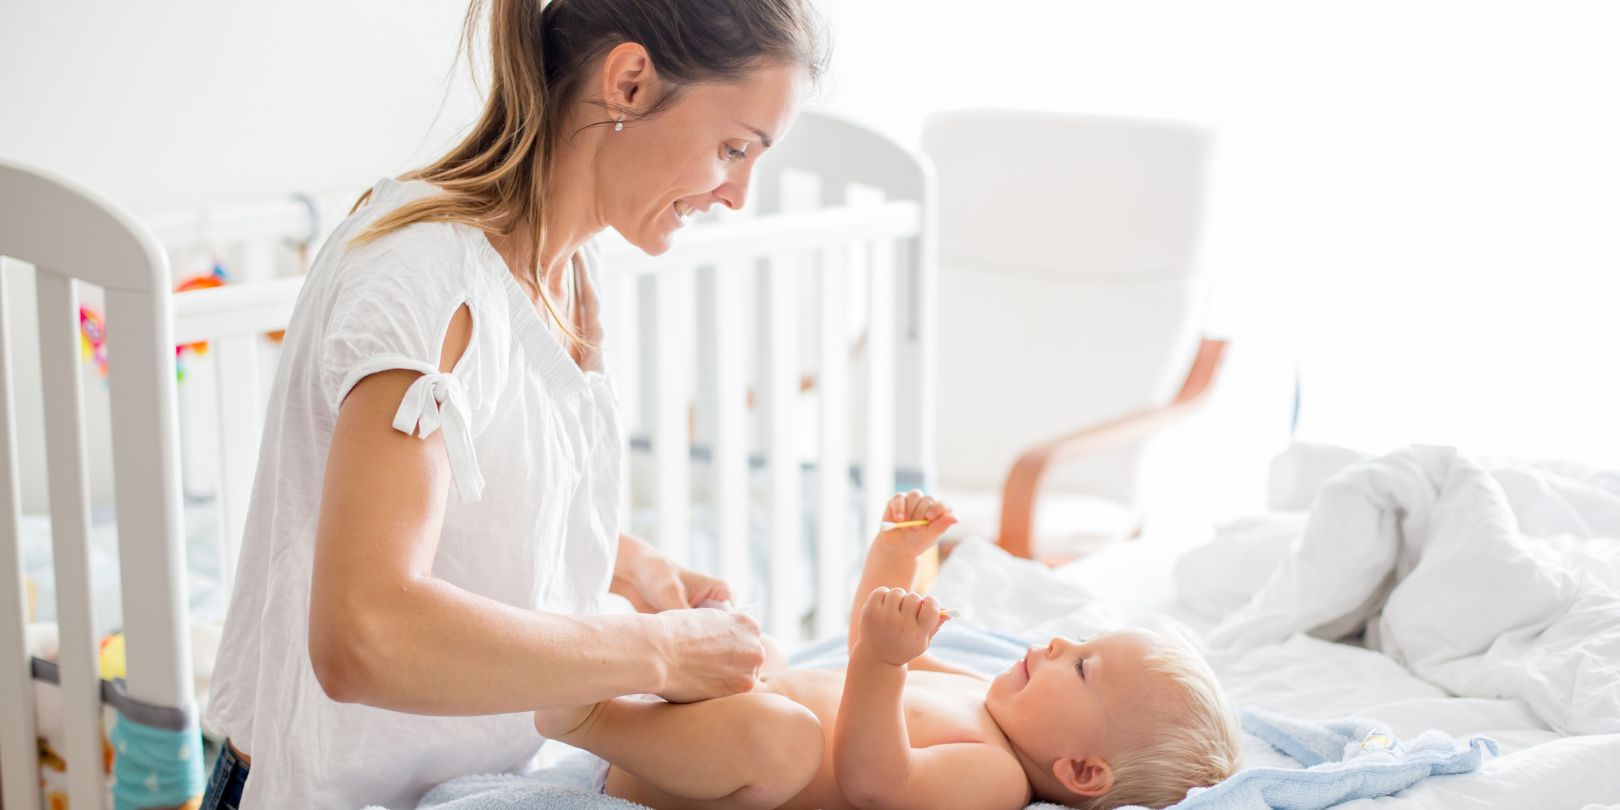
[{"left": 613, "top": 117, "right": 624, "bottom": 132}]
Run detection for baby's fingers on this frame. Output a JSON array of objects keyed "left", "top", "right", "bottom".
[
  {"left": 887, "top": 494, "right": 907, "bottom": 522},
  {"left": 918, "top": 596, "right": 945, "bottom": 635}
]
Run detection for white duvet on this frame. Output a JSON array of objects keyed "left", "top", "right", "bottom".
[{"left": 1191, "top": 444, "right": 1620, "bottom": 736}]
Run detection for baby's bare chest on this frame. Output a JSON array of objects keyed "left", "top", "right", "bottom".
[{"left": 761, "top": 668, "right": 1009, "bottom": 747}]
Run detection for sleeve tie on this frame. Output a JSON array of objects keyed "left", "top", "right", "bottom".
[{"left": 392, "top": 372, "right": 486, "bottom": 503}]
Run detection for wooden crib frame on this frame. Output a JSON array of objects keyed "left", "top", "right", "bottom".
[{"left": 1, "top": 110, "right": 936, "bottom": 806}]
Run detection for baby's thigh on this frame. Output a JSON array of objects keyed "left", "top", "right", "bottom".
[
  {"left": 760, "top": 633, "right": 790, "bottom": 679},
  {"left": 602, "top": 691, "right": 823, "bottom": 809}
]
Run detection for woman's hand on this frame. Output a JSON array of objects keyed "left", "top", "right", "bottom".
[
  {"left": 854, "top": 587, "right": 948, "bottom": 667},
  {"left": 568, "top": 260, "right": 604, "bottom": 373},
  {"left": 654, "top": 608, "right": 765, "bottom": 703},
  {"left": 611, "top": 534, "right": 733, "bottom": 612},
  {"left": 877, "top": 490, "right": 958, "bottom": 558}
]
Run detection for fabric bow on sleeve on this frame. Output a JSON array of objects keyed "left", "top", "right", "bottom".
[{"left": 392, "top": 371, "right": 486, "bottom": 503}]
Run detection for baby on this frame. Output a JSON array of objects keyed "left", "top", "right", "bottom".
[{"left": 536, "top": 493, "right": 1241, "bottom": 810}]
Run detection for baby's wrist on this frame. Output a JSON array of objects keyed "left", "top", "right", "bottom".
[
  {"left": 851, "top": 640, "right": 910, "bottom": 669},
  {"left": 871, "top": 535, "right": 927, "bottom": 559}
]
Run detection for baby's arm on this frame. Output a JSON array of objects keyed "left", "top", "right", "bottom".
[
  {"left": 835, "top": 589, "right": 1027, "bottom": 810},
  {"left": 848, "top": 492, "right": 957, "bottom": 654}
]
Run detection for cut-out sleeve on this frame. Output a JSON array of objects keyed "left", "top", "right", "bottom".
[{"left": 320, "top": 250, "right": 492, "bottom": 503}]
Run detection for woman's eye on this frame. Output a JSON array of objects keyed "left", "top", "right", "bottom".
[{"left": 723, "top": 145, "right": 748, "bottom": 162}]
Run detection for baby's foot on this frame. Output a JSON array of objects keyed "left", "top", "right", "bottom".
[{"left": 533, "top": 701, "right": 605, "bottom": 744}]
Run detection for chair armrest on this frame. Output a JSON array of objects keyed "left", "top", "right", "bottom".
[{"left": 996, "top": 338, "right": 1229, "bottom": 559}]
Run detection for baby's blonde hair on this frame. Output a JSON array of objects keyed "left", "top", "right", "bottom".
[{"left": 1078, "top": 635, "right": 1242, "bottom": 810}]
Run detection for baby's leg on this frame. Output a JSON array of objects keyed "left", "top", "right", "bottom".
[
  {"left": 537, "top": 691, "right": 822, "bottom": 810},
  {"left": 760, "top": 633, "right": 790, "bottom": 678}
]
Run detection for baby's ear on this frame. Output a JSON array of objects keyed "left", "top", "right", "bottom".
[{"left": 1053, "top": 756, "right": 1114, "bottom": 798}]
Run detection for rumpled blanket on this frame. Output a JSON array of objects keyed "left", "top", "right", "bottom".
[{"left": 1196, "top": 444, "right": 1620, "bottom": 735}]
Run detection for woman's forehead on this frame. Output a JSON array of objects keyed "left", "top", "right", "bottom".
[{"left": 683, "top": 64, "right": 805, "bottom": 128}]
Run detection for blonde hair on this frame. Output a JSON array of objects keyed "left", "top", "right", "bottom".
[
  {"left": 345, "top": 0, "right": 829, "bottom": 346},
  {"left": 1078, "top": 636, "right": 1242, "bottom": 810}
]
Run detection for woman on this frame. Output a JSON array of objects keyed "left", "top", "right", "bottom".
[{"left": 201, "top": 0, "right": 828, "bottom": 806}]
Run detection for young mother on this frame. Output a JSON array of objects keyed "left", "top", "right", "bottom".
[{"left": 201, "top": 0, "right": 826, "bottom": 807}]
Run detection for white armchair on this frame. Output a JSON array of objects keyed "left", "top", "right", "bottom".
[{"left": 920, "top": 109, "right": 1224, "bottom": 563}]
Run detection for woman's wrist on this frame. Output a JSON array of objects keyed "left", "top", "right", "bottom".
[{"left": 635, "top": 611, "right": 674, "bottom": 694}]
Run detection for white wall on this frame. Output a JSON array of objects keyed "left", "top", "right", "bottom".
[{"left": 0, "top": 1, "right": 481, "bottom": 212}]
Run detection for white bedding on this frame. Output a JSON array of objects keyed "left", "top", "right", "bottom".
[
  {"left": 1193, "top": 444, "right": 1620, "bottom": 735},
  {"left": 934, "top": 445, "right": 1620, "bottom": 809}
]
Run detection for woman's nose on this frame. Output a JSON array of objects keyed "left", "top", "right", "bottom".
[
  {"left": 717, "top": 165, "right": 754, "bottom": 210},
  {"left": 715, "top": 181, "right": 745, "bottom": 211}
]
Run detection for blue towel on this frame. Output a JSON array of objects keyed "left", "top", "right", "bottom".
[
  {"left": 394, "top": 752, "right": 646, "bottom": 809},
  {"left": 1123, "top": 708, "right": 1497, "bottom": 810},
  {"left": 400, "top": 624, "right": 1494, "bottom": 809}
]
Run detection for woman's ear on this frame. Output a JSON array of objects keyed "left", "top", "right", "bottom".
[
  {"left": 599, "top": 41, "right": 656, "bottom": 112},
  {"left": 1053, "top": 756, "right": 1114, "bottom": 798}
]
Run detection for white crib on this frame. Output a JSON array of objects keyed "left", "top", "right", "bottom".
[{"left": 1, "top": 110, "right": 935, "bottom": 807}]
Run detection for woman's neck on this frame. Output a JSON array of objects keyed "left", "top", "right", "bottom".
[{"left": 489, "top": 220, "right": 570, "bottom": 302}]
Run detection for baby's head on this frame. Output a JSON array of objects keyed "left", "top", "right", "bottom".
[{"left": 984, "top": 629, "right": 1240, "bottom": 809}]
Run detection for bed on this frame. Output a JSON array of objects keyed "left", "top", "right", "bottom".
[{"left": 381, "top": 515, "right": 1620, "bottom": 809}]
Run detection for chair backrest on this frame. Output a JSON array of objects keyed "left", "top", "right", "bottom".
[
  {"left": 0, "top": 159, "right": 195, "bottom": 810},
  {"left": 921, "top": 109, "right": 1212, "bottom": 502}
]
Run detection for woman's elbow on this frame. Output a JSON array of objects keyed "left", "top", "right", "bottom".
[{"left": 308, "top": 599, "right": 388, "bottom": 704}]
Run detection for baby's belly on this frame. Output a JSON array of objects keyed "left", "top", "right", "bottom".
[
  {"left": 757, "top": 668, "right": 847, "bottom": 721},
  {"left": 757, "top": 669, "right": 1001, "bottom": 810}
]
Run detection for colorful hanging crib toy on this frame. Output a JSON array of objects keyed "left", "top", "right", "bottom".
[{"left": 77, "top": 261, "right": 231, "bottom": 382}]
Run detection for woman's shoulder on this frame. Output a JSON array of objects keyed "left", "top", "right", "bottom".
[{"left": 315, "top": 178, "right": 499, "bottom": 312}]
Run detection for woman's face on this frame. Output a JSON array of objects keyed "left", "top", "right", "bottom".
[{"left": 593, "top": 56, "right": 808, "bottom": 255}]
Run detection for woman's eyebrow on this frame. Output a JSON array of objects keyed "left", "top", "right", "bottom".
[{"left": 738, "top": 122, "right": 774, "bottom": 149}]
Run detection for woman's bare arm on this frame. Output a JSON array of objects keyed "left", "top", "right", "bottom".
[{"left": 308, "top": 308, "right": 762, "bottom": 713}]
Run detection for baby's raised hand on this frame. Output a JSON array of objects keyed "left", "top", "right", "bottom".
[
  {"left": 855, "top": 587, "right": 948, "bottom": 667},
  {"left": 878, "top": 490, "right": 959, "bottom": 557}
]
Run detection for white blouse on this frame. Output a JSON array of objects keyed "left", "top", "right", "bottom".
[{"left": 205, "top": 177, "right": 622, "bottom": 809}]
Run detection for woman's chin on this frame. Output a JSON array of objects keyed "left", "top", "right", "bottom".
[{"left": 630, "top": 229, "right": 674, "bottom": 257}]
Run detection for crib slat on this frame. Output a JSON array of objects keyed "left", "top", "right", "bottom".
[
  {"left": 0, "top": 261, "right": 43, "bottom": 810},
  {"left": 815, "top": 247, "right": 852, "bottom": 639},
  {"left": 105, "top": 286, "right": 193, "bottom": 711},
  {"left": 602, "top": 270, "right": 639, "bottom": 530},
  {"left": 706, "top": 262, "right": 752, "bottom": 604},
  {"left": 863, "top": 238, "right": 898, "bottom": 539},
  {"left": 106, "top": 287, "right": 193, "bottom": 712},
  {"left": 763, "top": 254, "right": 802, "bottom": 644},
  {"left": 653, "top": 267, "right": 692, "bottom": 565},
  {"left": 212, "top": 332, "right": 261, "bottom": 597},
  {"left": 34, "top": 270, "right": 105, "bottom": 809}
]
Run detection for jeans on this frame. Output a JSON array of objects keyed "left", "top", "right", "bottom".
[{"left": 201, "top": 739, "right": 250, "bottom": 810}]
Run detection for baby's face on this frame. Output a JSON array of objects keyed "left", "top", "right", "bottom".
[{"left": 984, "top": 630, "right": 1171, "bottom": 770}]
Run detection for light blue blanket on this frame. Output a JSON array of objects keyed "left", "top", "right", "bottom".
[{"left": 391, "top": 624, "right": 1494, "bottom": 809}]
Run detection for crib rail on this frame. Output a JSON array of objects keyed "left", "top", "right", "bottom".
[
  {"left": 598, "top": 199, "right": 923, "bottom": 642},
  {"left": 2, "top": 160, "right": 198, "bottom": 810},
  {"left": 166, "top": 199, "right": 928, "bottom": 644}
]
